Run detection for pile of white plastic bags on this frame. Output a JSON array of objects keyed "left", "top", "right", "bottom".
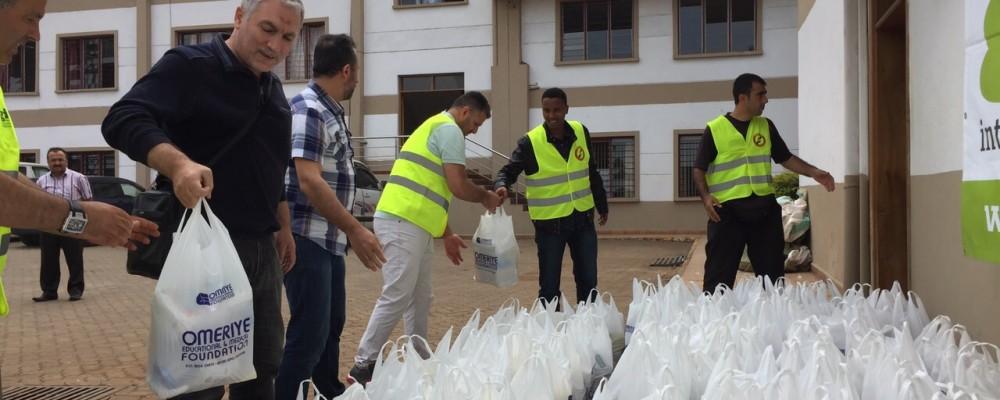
[
  {"left": 593, "top": 276, "right": 1000, "bottom": 400},
  {"left": 321, "top": 293, "right": 625, "bottom": 400}
]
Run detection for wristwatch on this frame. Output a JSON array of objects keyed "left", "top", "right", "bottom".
[{"left": 60, "top": 199, "right": 88, "bottom": 235}]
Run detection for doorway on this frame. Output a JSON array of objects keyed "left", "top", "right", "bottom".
[{"left": 868, "top": 0, "right": 909, "bottom": 290}]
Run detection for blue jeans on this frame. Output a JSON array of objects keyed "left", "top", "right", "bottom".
[
  {"left": 274, "top": 236, "right": 347, "bottom": 399},
  {"left": 534, "top": 211, "right": 599, "bottom": 304}
]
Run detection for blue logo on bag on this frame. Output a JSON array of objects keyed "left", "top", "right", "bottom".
[{"left": 196, "top": 284, "right": 235, "bottom": 306}]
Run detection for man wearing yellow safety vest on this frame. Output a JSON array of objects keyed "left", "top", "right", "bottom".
[
  {"left": 348, "top": 91, "right": 502, "bottom": 385},
  {"left": 494, "top": 88, "right": 609, "bottom": 305},
  {"left": 0, "top": 0, "right": 158, "bottom": 317},
  {"left": 693, "top": 73, "right": 834, "bottom": 293}
]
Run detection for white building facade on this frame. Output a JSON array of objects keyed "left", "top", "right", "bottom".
[{"left": 3, "top": 0, "right": 800, "bottom": 234}]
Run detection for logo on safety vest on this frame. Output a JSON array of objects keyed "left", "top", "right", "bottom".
[
  {"left": 574, "top": 146, "right": 585, "bottom": 161},
  {"left": 0, "top": 108, "right": 10, "bottom": 128},
  {"left": 752, "top": 133, "right": 766, "bottom": 147}
]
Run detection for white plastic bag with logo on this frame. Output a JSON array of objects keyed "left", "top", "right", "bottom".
[
  {"left": 472, "top": 207, "right": 519, "bottom": 288},
  {"left": 147, "top": 200, "right": 256, "bottom": 398}
]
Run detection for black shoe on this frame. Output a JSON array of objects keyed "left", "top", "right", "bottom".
[
  {"left": 32, "top": 294, "right": 57, "bottom": 302},
  {"left": 347, "top": 360, "right": 376, "bottom": 387},
  {"left": 69, "top": 294, "right": 82, "bottom": 301}
]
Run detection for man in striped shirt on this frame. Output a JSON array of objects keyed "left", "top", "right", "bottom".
[{"left": 33, "top": 147, "right": 92, "bottom": 302}]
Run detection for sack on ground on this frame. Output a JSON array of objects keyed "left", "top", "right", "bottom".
[
  {"left": 472, "top": 207, "right": 519, "bottom": 288},
  {"left": 147, "top": 200, "right": 256, "bottom": 398}
]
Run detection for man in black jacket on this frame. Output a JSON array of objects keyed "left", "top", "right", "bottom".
[
  {"left": 494, "top": 88, "right": 609, "bottom": 305},
  {"left": 101, "top": 0, "right": 304, "bottom": 398}
]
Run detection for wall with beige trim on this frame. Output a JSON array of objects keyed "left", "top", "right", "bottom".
[
  {"left": 5, "top": 8, "right": 137, "bottom": 111},
  {"left": 13, "top": 125, "right": 137, "bottom": 181},
  {"left": 904, "top": 0, "right": 1000, "bottom": 344},
  {"left": 522, "top": 0, "right": 798, "bottom": 88},
  {"left": 910, "top": 172, "right": 1000, "bottom": 344},
  {"left": 804, "top": 178, "right": 860, "bottom": 288}
]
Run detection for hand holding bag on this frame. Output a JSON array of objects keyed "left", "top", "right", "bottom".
[{"left": 127, "top": 112, "right": 261, "bottom": 279}]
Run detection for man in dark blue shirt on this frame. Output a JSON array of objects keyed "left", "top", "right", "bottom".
[{"left": 101, "top": 0, "right": 305, "bottom": 398}]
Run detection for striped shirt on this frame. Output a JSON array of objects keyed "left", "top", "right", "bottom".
[
  {"left": 37, "top": 169, "right": 92, "bottom": 201},
  {"left": 285, "top": 81, "right": 355, "bottom": 256}
]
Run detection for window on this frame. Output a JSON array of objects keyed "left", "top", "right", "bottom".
[
  {"left": 355, "top": 165, "right": 380, "bottom": 190},
  {"left": 67, "top": 150, "right": 116, "bottom": 176},
  {"left": 592, "top": 135, "right": 637, "bottom": 200},
  {"left": 176, "top": 29, "right": 230, "bottom": 46},
  {"left": 399, "top": 73, "right": 464, "bottom": 144},
  {"left": 560, "top": 0, "right": 634, "bottom": 62},
  {"left": 396, "top": 0, "right": 465, "bottom": 6},
  {"left": 675, "top": 132, "right": 702, "bottom": 199},
  {"left": 60, "top": 35, "right": 116, "bottom": 90},
  {"left": 19, "top": 152, "right": 37, "bottom": 163},
  {"left": 273, "top": 22, "right": 326, "bottom": 82},
  {"left": 0, "top": 42, "right": 37, "bottom": 94},
  {"left": 676, "top": 0, "right": 759, "bottom": 57}
]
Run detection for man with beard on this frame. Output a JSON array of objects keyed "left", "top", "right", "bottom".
[
  {"left": 275, "top": 34, "right": 386, "bottom": 399},
  {"left": 693, "top": 73, "right": 835, "bottom": 293}
]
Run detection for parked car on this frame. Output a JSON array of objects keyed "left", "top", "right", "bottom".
[
  {"left": 352, "top": 160, "right": 382, "bottom": 230},
  {"left": 12, "top": 162, "right": 381, "bottom": 245},
  {"left": 12, "top": 176, "right": 145, "bottom": 246},
  {"left": 17, "top": 162, "right": 49, "bottom": 180}
]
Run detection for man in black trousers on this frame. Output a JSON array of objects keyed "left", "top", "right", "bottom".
[{"left": 693, "top": 73, "right": 835, "bottom": 293}]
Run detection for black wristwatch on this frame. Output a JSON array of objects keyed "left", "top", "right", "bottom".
[{"left": 60, "top": 199, "right": 88, "bottom": 235}]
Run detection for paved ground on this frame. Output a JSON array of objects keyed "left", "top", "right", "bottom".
[{"left": 0, "top": 236, "right": 706, "bottom": 399}]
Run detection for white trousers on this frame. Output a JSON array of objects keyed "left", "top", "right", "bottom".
[{"left": 355, "top": 217, "right": 434, "bottom": 363}]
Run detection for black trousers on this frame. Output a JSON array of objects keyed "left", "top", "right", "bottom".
[
  {"left": 170, "top": 236, "right": 285, "bottom": 400},
  {"left": 702, "top": 198, "right": 785, "bottom": 293},
  {"left": 534, "top": 211, "right": 599, "bottom": 304},
  {"left": 39, "top": 233, "right": 85, "bottom": 297}
]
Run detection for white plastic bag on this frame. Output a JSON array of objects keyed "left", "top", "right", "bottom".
[
  {"left": 472, "top": 207, "right": 519, "bottom": 288},
  {"left": 147, "top": 200, "right": 256, "bottom": 398}
]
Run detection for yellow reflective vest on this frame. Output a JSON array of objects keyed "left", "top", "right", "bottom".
[
  {"left": 524, "top": 121, "right": 596, "bottom": 220},
  {"left": 0, "top": 86, "right": 20, "bottom": 316},
  {"left": 705, "top": 115, "right": 774, "bottom": 203},
  {"left": 376, "top": 112, "right": 456, "bottom": 237}
]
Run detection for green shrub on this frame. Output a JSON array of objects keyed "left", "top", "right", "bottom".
[{"left": 773, "top": 172, "right": 800, "bottom": 199}]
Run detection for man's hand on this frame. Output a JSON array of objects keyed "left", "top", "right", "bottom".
[
  {"left": 347, "top": 226, "right": 386, "bottom": 271},
  {"left": 812, "top": 169, "right": 836, "bottom": 192},
  {"left": 494, "top": 187, "right": 508, "bottom": 204},
  {"left": 78, "top": 202, "right": 139, "bottom": 247},
  {"left": 598, "top": 212, "right": 608, "bottom": 226},
  {"left": 481, "top": 190, "right": 501, "bottom": 213},
  {"left": 275, "top": 229, "right": 296, "bottom": 274},
  {"left": 127, "top": 217, "right": 160, "bottom": 251},
  {"left": 443, "top": 234, "right": 466, "bottom": 266},
  {"left": 172, "top": 161, "right": 214, "bottom": 208},
  {"left": 702, "top": 195, "right": 722, "bottom": 223}
]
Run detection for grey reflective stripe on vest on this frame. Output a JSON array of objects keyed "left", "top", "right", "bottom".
[
  {"left": 708, "top": 175, "right": 774, "bottom": 193},
  {"left": 387, "top": 175, "right": 450, "bottom": 210},
  {"left": 707, "top": 155, "right": 772, "bottom": 174},
  {"left": 0, "top": 170, "right": 16, "bottom": 178},
  {"left": 0, "top": 234, "right": 8, "bottom": 256},
  {"left": 524, "top": 168, "right": 589, "bottom": 187},
  {"left": 398, "top": 151, "right": 445, "bottom": 177},
  {"left": 526, "top": 188, "right": 593, "bottom": 207}
]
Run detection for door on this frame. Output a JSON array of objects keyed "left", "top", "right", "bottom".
[{"left": 868, "top": 0, "right": 910, "bottom": 290}]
